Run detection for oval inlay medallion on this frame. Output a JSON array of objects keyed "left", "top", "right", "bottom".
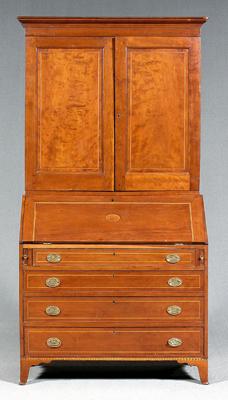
[{"left": 105, "top": 213, "right": 121, "bottom": 222}]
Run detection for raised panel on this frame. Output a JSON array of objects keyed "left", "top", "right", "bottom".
[
  {"left": 128, "top": 48, "right": 188, "bottom": 172},
  {"left": 115, "top": 37, "right": 200, "bottom": 191},
  {"left": 26, "top": 37, "right": 114, "bottom": 190},
  {"left": 37, "top": 48, "right": 102, "bottom": 173}
]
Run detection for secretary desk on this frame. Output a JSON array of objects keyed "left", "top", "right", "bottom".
[{"left": 18, "top": 16, "right": 208, "bottom": 384}]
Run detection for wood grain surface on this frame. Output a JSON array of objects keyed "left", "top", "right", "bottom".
[
  {"left": 18, "top": 16, "right": 208, "bottom": 384},
  {"left": 21, "top": 192, "right": 207, "bottom": 243},
  {"left": 115, "top": 37, "right": 200, "bottom": 190},
  {"left": 25, "top": 37, "right": 114, "bottom": 190},
  {"left": 25, "top": 327, "right": 203, "bottom": 357}
]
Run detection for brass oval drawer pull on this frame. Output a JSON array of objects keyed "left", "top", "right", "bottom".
[
  {"left": 168, "top": 277, "right": 183, "bottom": 287},
  {"left": 45, "top": 277, "right": 60, "bottom": 288},
  {"left": 46, "top": 253, "right": 62, "bottom": 263},
  {"left": 165, "top": 254, "right": 181, "bottom": 264},
  {"left": 47, "top": 337, "right": 62, "bottom": 348},
  {"left": 45, "top": 305, "right": 61, "bottom": 316},
  {"left": 167, "top": 337, "right": 183, "bottom": 347},
  {"left": 167, "top": 305, "right": 182, "bottom": 315}
]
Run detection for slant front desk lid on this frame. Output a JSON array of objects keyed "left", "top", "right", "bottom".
[{"left": 21, "top": 192, "right": 207, "bottom": 244}]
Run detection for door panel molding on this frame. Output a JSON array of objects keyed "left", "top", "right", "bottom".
[
  {"left": 26, "top": 37, "right": 114, "bottom": 191},
  {"left": 115, "top": 37, "right": 200, "bottom": 191}
]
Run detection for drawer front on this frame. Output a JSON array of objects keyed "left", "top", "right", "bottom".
[
  {"left": 24, "top": 271, "right": 203, "bottom": 294},
  {"left": 24, "top": 297, "right": 203, "bottom": 325},
  {"left": 25, "top": 327, "right": 203, "bottom": 357},
  {"left": 32, "top": 248, "right": 202, "bottom": 269}
]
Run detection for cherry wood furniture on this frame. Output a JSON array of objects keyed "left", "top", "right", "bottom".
[{"left": 18, "top": 16, "right": 208, "bottom": 384}]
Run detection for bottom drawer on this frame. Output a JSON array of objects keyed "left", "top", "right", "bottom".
[{"left": 25, "top": 327, "right": 203, "bottom": 357}]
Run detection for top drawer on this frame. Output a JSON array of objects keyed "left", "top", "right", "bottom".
[{"left": 29, "top": 247, "right": 205, "bottom": 270}]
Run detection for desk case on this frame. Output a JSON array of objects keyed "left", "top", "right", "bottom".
[{"left": 18, "top": 17, "right": 208, "bottom": 384}]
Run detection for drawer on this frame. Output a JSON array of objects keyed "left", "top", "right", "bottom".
[
  {"left": 25, "top": 327, "right": 203, "bottom": 357},
  {"left": 24, "top": 296, "right": 203, "bottom": 326},
  {"left": 24, "top": 271, "right": 204, "bottom": 295},
  {"left": 31, "top": 247, "right": 204, "bottom": 270}
]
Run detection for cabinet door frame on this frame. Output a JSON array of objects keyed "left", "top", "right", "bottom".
[
  {"left": 115, "top": 37, "right": 200, "bottom": 191},
  {"left": 25, "top": 36, "right": 114, "bottom": 191}
]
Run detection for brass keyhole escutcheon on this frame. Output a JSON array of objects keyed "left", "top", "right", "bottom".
[{"left": 165, "top": 254, "right": 181, "bottom": 264}]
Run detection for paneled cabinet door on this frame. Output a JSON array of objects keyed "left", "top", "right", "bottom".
[
  {"left": 115, "top": 37, "right": 200, "bottom": 191},
  {"left": 26, "top": 37, "right": 114, "bottom": 190}
]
